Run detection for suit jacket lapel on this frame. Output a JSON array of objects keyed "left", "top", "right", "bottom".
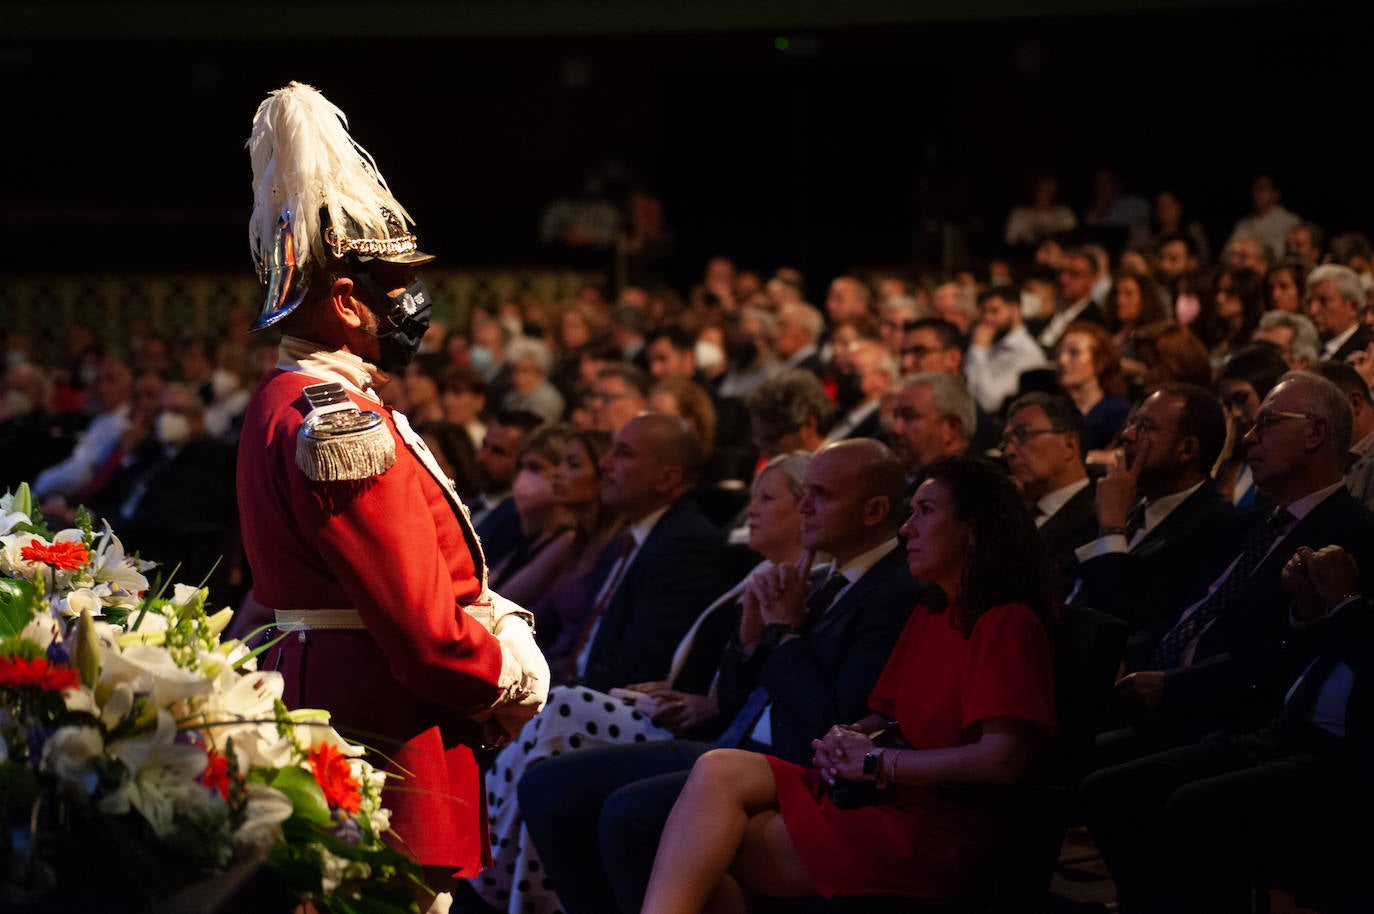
[{"left": 810, "top": 544, "right": 905, "bottom": 637}]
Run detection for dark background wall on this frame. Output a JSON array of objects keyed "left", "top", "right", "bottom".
[{"left": 1, "top": 0, "right": 1364, "bottom": 288}]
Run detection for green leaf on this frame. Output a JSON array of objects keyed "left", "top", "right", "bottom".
[
  {"left": 269, "top": 765, "right": 332, "bottom": 825},
  {"left": 0, "top": 577, "right": 40, "bottom": 638}
]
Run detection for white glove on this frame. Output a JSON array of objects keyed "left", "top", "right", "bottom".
[{"left": 476, "top": 610, "right": 549, "bottom": 747}]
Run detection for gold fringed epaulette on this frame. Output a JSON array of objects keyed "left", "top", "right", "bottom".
[{"left": 295, "top": 382, "right": 396, "bottom": 481}]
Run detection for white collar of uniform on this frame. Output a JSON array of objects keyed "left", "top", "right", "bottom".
[
  {"left": 277, "top": 335, "right": 382, "bottom": 404},
  {"left": 1036, "top": 476, "right": 1090, "bottom": 523}
]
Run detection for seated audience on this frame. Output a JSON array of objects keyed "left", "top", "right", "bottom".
[
  {"left": 824, "top": 340, "right": 896, "bottom": 444},
  {"left": 1214, "top": 345, "right": 1289, "bottom": 509},
  {"left": 552, "top": 412, "right": 724, "bottom": 689},
  {"left": 402, "top": 352, "right": 449, "bottom": 424},
  {"left": 1312, "top": 360, "right": 1374, "bottom": 511},
  {"left": 488, "top": 424, "right": 573, "bottom": 604},
  {"left": 589, "top": 361, "right": 650, "bottom": 434},
  {"left": 1266, "top": 259, "right": 1307, "bottom": 313},
  {"left": 965, "top": 287, "right": 1046, "bottom": 416},
  {"left": 1253, "top": 310, "right": 1319, "bottom": 370},
  {"left": 888, "top": 372, "right": 976, "bottom": 478},
  {"left": 1084, "top": 544, "right": 1373, "bottom": 914},
  {"left": 34, "top": 356, "right": 132, "bottom": 500},
  {"left": 1307, "top": 263, "right": 1369, "bottom": 362},
  {"left": 472, "top": 409, "right": 547, "bottom": 568},
  {"left": 520, "top": 439, "right": 921, "bottom": 914},
  {"left": 1132, "top": 320, "right": 1213, "bottom": 392},
  {"left": 745, "top": 369, "right": 833, "bottom": 460},
  {"left": 1067, "top": 384, "right": 1234, "bottom": 633},
  {"left": 1102, "top": 372, "right": 1374, "bottom": 768},
  {"left": 1002, "top": 392, "right": 1097, "bottom": 601},
  {"left": 502, "top": 338, "right": 566, "bottom": 423},
  {"left": 470, "top": 451, "right": 812, "bottom": 914},
  {"left": 1104, "top": 271, "right": 1166, "bottom": 380},
  {"left": 639, "top": 455, "right": 1055, "bottom": 911},
  {"left": 1055, "top": 321, "right": 1131, "bottom": 452}
]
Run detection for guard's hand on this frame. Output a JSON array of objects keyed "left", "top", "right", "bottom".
[
  {"left": 1115, "top": 670, "right": 1165, "bottom": 709},
  {"left": 1097, "top": 438, "right": 1147, "bottom": 530}
]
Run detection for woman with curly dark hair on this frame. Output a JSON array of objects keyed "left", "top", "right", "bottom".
[
  {"left": 1208, "top": 267, "right": 1267, "bottom": 367},
  {"left": 640, "top": 455, "right": 1056, "bottom": 912}
]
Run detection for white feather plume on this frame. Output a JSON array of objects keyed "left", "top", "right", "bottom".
[{"left": 247, "top": 81, "right": 414, "bottom": 273}]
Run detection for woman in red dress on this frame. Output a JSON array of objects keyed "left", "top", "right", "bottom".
[{"left": 641, "top": 455, "right": 1057, "bottom": 912}]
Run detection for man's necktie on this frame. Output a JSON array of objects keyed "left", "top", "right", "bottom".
[
  {"left": 714, "top": 569, "right": 849, "bottom": 749},
  {"left": 1124, "top": 500, "right": 1147, "bottom": 547},
  {"left": 566, "top": 532, "right": 636, "bottom": 671},
  {"left": 1150, "top": 507, "right": 1294, "bottom": 669},
  {"left": 804, "top": 571, "right": 849, "bottom": 629}
]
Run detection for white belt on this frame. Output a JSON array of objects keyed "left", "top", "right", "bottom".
[{"left": 274, "top": 608, "right": 367, "bottom": 631}]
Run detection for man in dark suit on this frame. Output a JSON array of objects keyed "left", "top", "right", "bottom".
[
  {"left": 823, "top": 340, "right": 896, "bottom": 444},
  {"left": 1104, "top": 372, "right": 1374, "bottom": 765},
  {"left": 1070, "top": 383, "right": 1235, "bottom": 633},
  {"left": 773, "top": 301, "right": 827, "bottom": 378},
  {"left": 560, "top": 411, "right": 724, "bottom": 691},
  {"left": 1083, "top": 544, "right": 1374, "bottom": 914},
  {"left": 519, "top": 438, "right": 920, "bottom": 914},
  {"left": 1037, "top": 247, "right": 1107, "bottom": 355},
  {"left": 87, "top": 382, "right": 239, "bottom": 596},
  {"left": 1308, "top": 264, "right": 1370, "bottom": 362},
  {"left": 1002, "top": 392, "right": 1098, "bottom": 602}
]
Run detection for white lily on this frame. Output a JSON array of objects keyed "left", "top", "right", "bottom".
[
  {"left": 102, "top": 711, "right": 214, "bottom": 837},
  {"left": 234, "top": 783, "right": 294, "bottom": 853},
  {"left": 0, "top": 531, "right": 42, "bottom": 579},
  {"left": 87, "top": 522, "right": 152, "bottom": 596},
  {"left": 40, "top": 725, "right": 104, "bottom": 799},
  {"left": 56, "top": 586, "right": 103, "bottom": 620},
  {"left": 99, "top": 642, "right": 212, "bottom": 710},
  {"left": 19, "top": 611, "right": 62, "bottom": 650},
  {"left": 194, "top": 669, "right": 295, "bottom": 770}
]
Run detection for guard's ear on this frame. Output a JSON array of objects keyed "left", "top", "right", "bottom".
[{"left": 328, "top": 277, "right": 367, "bottom": 330}]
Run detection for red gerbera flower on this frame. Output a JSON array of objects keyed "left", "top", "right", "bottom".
[
  {"left": 308, "top": 742, "right": 362, "bottom": 814},
  {"left": 20, "top": 539, "right": 89, "bottom": 572},
  {"left": 201, "top": 750, "right": 234, "bottom": 799},
  {"left": 0, "top": 655, "right": 82, "bottom": 692}
]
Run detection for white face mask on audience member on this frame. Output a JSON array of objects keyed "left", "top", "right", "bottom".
[
  {"left": 512, "top": 468, "right": 554, "bottom": 516},
  {"left": 211, "top": 368, "right": 240, "bottom": 400}
]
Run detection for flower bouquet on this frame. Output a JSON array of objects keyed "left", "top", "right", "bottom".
[{"left": 0, "top": 484, "right": 424, "bottom": 913}]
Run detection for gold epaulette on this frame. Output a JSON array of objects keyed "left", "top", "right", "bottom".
[{"left": 295, "top": 382, "right": 396, "bottom": 481}]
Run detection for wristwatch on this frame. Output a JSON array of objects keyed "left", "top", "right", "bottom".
[
  {"left": 862, "top": 749, "right": 883, "bottom": 779},
  {"left": 759, "top": 622, "right": 804, "bottom": 648}
]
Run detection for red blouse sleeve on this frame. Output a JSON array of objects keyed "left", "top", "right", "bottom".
[
  {"left": 960, "top": 603, "right": 1056, "bottom": 734},
  {"left": 866, "top": 606, "right": 920, "bottom": 719}
]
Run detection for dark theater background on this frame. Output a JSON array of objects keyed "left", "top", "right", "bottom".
[{"left": 1, "top": 0, "right": 1365, "bottom": 288}]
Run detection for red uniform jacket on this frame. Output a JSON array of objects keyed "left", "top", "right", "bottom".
[{"left": 237, "top": 364, "right": 504, "bottom": 872}]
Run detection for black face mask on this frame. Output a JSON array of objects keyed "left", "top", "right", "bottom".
[{"left": 356, "top": 272, "right": 433, "bottom": 373}]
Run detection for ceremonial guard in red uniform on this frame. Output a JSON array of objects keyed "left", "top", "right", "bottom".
[{"left": 235, "top": 82, "right": 548, "bottom": 877}]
